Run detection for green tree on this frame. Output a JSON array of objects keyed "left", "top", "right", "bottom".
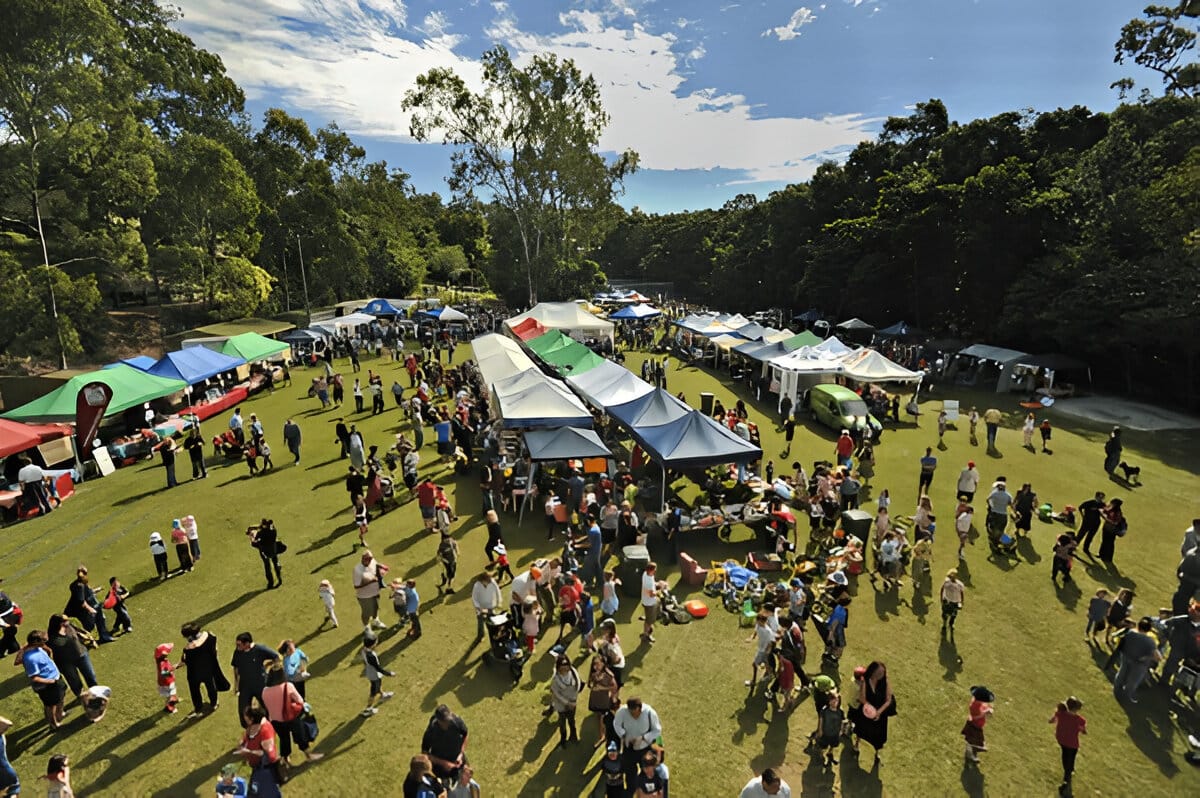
[
  {"left": 1113, "top": 2, "right": 1200, "bottom": 98},
  {"left": 404, "top": 45, "right": 637, "bottom": 305}
]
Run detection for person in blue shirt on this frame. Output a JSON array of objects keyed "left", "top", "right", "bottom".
[
  {"left": 918, "top": 447, "right": 938, "bottom": 496},
  {"left": 0, "top": 714, "right": 19, "bottom": 797},
  {"left": 214, "top": 763, "right": 248, "bottom": 796},
  {"left": 18, "top": 630, "right": 67, "bottom": 729},
  {"left": 574, "top": 517, "right": 605, "bottom": 591},
  {"left": 405, "top": 580, "right": 422, "bottom": 638}
]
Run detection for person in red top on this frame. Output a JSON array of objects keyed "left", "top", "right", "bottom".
[
  {"left": 554, "top": 573, "right": 584, "bottom": 646},
  {"left": 405, "top": 353, "right": 418, "bottom": 387},
  {"left": 835, "top": 430, "right": 855, "bottom": 466},
  {"left": 417, "top": 478, "right": 439, "bottom": 531},
  {"left": 961, "top": 685, "right": 994, "bottom": 765},
  {"left": 234, "top": 705, "right": 281, "bottom": 798},
  {"left": 1049, "top": 696, "right": 1087, "bottom": 791}
]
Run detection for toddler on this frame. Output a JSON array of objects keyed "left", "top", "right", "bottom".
[
  {"left": 1085, "top": 589, "right": 1110, "bottom": 643},
  {"left": 359, "top": 633, "right": 394, "bottom": 717},
  {"left": 317, "top": 579, "right": 338, "bottom": 628},
  {"left": 404, "top": 579, "right": 422, "bottom": 638},
  {"left": 522, "top": 596, "right": 542, "bottom": 653},
  {"left": 154, "top": 643, "right": 179, "bottom": 714},
  {"left": 354, "top": 497, "right": 369, "bottom": 549},
  {"left": 600, "top": 571, "right": 621, "bottom": 621},
  {"left": 170, "top": 519, "right": 193, "bottom": 572},
  {"left": 259, "top": 439, "right": 274, "bottom": 471},
  {"left": 955, "top": 505, "right": 973, "bottom": 561},
  {"left": 214, "top": 763, "right": 248, "bottom": 796},
  {"left": 106, "top": 577, "right": 132, "bottom": 634},
  {"left": 494, "top": 543, "right": 514, "bottom": 583},
  {"left": 181, "top": 515, "right": 201, "bottom": 563},
  {"left": 389, "top": 578, "right": 407, "bottom": 628},
  {"left": 149, "top": 532, "right": 169, "bottom": 580}
]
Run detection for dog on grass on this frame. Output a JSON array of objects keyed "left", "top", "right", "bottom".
[{"left": 1118, "top": 462, "right": 1141, "bottom": 484}]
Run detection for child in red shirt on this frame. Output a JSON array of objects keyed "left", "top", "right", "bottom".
[
  {"left": 962, "top": 685, "right": 994, "bottom": 764},
  {"left": 154, "top": 643, "right": 179, "bottom": 714},
  {"left": 1049, "top": 696, "right": 1087, "bottom": 790}
]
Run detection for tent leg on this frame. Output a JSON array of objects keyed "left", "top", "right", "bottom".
[
  {"left": 661, "top": 467, "right": 667, "bottom": 513},
  {"left": 518, "top": 462, "right": 536, "bottom": 526}
]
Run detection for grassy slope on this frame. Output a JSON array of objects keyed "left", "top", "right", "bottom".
[{"left": 1, "top": 348, "right": 1198, "bottom": 797}]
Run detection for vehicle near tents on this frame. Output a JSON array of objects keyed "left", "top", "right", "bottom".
[{"left": 806, "top": 384, "right": 882, "bottom": 437}]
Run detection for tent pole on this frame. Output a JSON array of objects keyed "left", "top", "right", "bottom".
[
  {"left": 661, "top": 466, "right": 667, "bottom": 514},
  {"left": 519, "top": 462, "right": 536, "bottom": 526}
]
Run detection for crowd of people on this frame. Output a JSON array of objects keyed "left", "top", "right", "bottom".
[{"left": 1, "top": 309, "right": 1199, "bottom": 798}]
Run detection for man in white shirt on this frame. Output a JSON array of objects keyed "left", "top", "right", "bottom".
[
  {"left": 740, "top": 769, "right": 791, "bottom": 797},
  {"left": 509, "top": 567, "right": 540, "bottom": 623},
  {"left": 17, "top": 456, "right": 53, "bottom": 515},
  {"left": 229, "top": 407, "right": 245, "bottom": 444},
  {"left": 352, "top": 550, "right": 386, "bottom": 631},
  {"left": 611, "top": 697, "right": 662, "bottom": 787},
  {"left": 641, "top": 563, "right": 663, "bottom": 644},
  {"left": 471, "top": 571, "right": 502, "bottom": 640},
  {"left": 956, "top": 461, "right": 981, "bottom": 502}
]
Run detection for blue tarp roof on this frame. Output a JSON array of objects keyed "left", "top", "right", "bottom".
[
  {"left": 635, "top": 411, "right": 762, "bottom": 468},
  {"left": 609, "top": 303, "right": 661, "bottom": 320},
  {"left": 361, "top": 298, "right": 404, "bottom": 316},
  {"left": 145, "top": 347, "right": 246, "bottom": 384},
  {"left": 608, "top": 389, "right": 691, "bottom": 429},
  {"left": 115, "top": 356, "right": 157, "bottom": 370}
]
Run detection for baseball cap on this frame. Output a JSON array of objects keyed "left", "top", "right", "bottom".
[{"left": 155, "top": 643, "right": 174, "bottom": 658}]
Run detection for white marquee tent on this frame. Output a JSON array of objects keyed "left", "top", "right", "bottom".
[
  {"left": 506, "top": 302, "right": 614, "bottom": 345},
  {"left": 566, "top": 359, "right": 655, "bottom": 408},
  {"left": 310, "top": 311, "right": 376, "bottom": 332},
  {"left": 840, "top": 348, "right": 924, "bottom": 384}
]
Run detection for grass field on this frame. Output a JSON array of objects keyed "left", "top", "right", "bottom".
[{"left": 2, "top": 346, "right": 1199, "bottom": 797}]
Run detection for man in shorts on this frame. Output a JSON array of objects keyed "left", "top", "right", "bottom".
[{"left": 641, "top": 563, "right": 663, "bottom": 644}]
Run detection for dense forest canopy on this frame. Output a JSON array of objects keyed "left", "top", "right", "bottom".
[{"left": 0, "top": 0, "right": 1196, "bottom": 402}]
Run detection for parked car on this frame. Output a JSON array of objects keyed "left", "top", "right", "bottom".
[{"left": 805, "top": 384, "right": 882, "bottom": 436}]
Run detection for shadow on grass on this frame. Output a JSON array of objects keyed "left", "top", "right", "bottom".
[
  {"left": 1079, "top": 558, "right": 1138, "bottom": 592},
  {"left": 295, "top": 522, "right": 358, "bottom": 556},
  {"left": 308, "top": 633, "right": 367, "bottom": 680},
  {"left": 798, "top": 750, "right": 835, "bottom": 797},
  {"left": 939, "top": 633, "right": 963, "bottom": 682},
  {"left": 188, "top": 589, "right": 261, "bottom": 631},
  {"left": 111, "top": 485, "right": 172, "bottom": 507},
  {"left": 150, "top": 749, "right": 230, "bottom": 797},
  {"left": 1053, "top": 576, "right": 1083, "bottom": 611},
  {"left": 839, "top": 753, "right": 883, "bottom": 798},
  {"left": 960, "top": 760, "right": 986, "bottom": 797},
  {"left": 1016, "top": 536, "right": 1042, "bottom": 565}
]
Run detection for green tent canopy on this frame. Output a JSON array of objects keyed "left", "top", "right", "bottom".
[
  {"left": 218, "top": 332, "right": 290, "bottom": 362},
  {"left": 1, "top": 365, "right": 187, "bottom": 423},
  {"left": 541, "top": 342, "right": 606, "bottom": 376},
  {"left": 784, "top": 330, "right": 823, "bottom": 351},
  {"left": 525, "top": 329, "right": 574, "bottom": 357}
]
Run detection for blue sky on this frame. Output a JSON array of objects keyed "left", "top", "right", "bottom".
[{"left": 175, "top": 1, "right": 1154, "bottom": 213}]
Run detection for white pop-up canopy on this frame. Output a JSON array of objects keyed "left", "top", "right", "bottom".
[
  {"left": 311, "top": 312, "right": 376, "bottom": 332},
  {"left": 566, "top": 359, "right": 654, "bottom": 408},
  {"left": 506, "top": 302, "right": 614, "bottom": 345},
  {"left": 839, "top": 348, "right": 924, "bottom": 384}
]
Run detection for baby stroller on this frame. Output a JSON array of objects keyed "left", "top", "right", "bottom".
[
  {"left": 657, "top": 587, "right": 693, "bottom": 626},
  {"left": 482, "top": 612, "right": 525, "bottom": 682},
  {"left": 988, "top": 528, "right": 1018, "bottom": 557}
]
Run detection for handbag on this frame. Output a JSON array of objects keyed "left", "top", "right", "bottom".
[
  {"left": 271, "top": 756, "right": 291, "bottom": 785},
  {"left": 276, "top": 541, "right": 288, "bottom": 554},
  {"left": 215, "top": 669, "right": 232, "bottom": 693},
  {"left": 299, "top": 710, "right": 319, "bottom": 744},
  {"left": 102, "top": 589, "right": 117, "bottom": 610}
]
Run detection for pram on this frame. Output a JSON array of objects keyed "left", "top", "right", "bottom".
[
  {"left": 987, "top": 523, "right": 1018, "bottom": 557},
  {"left": 656, "top": 587, "right": 693, "bottom": 626},
  {"left": 482, "top": 612, "right": 525, "bottom": 682}
]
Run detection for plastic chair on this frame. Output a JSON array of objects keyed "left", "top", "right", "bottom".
[{"left": 738, "top": 598, "right": 757, "bottom": 628}]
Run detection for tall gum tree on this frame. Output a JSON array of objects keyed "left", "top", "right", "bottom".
[{"left": 403, "top": 45, "right": 637, "bottom": 305}]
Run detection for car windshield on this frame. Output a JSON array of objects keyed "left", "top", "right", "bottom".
[{"left": 840, "top": 399, "right": 870, "bottom": 417}]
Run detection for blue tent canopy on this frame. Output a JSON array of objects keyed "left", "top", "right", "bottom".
[
  {"left": 113, "top": 356, "right": 156, "bottom": 370},
  {"left": 635, "top": 411, "right": 761, "bottom": 468},
  {"left": 609, "top": 303, "right": 661, "bottom": 320},
  {"left": 608, "top": 389, "right": 690, "bottom": 429},
  {"left": 361, "top": 298, "right": 403, "bottom": 316},
  {"left": 145, "top": 347, "right": 246, "bottom": 384},
  {"left": 793, "top": 308, "right": 822, "bottom": 322}
]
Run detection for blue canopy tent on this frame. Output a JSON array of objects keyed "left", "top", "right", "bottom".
[
  {"left": 361, "top": 298, "right": 404, "bottom": 316},
  {"left": 114, "top": 356, "right": 156, "bottom": 370},
  {"left": 636, "top": 411, "right": 761, "bottom": 469},
  {"left": 524, "top": 426, "right": 612, "bottom": 461},
  {"left": 144, "top": 347, "right": 246, "bottom": 384},
  {"left": 609, "top": 303, "right": 662, "bottom": 321},
  {"left": 793, "top": 308, "right": 822, "bottom": 323},
  {"left": 876, "top": 320, "right": 925, "bottom": 340},
  {"left": 279, "top": 328, "right": 329, "bottom": 344},
  {"left": 608, "top": 389, "right": 691, "bottom": 429}
]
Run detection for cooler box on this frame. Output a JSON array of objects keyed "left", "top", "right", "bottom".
[
  {"left": 700, "top": 392, "right": 714, "bottom": 415},
  {"left": 840, "top": 509, "right": 873, "bottom": 540},
  {"left": 618, "top": 544, "right": 651, "bottom": 598}
]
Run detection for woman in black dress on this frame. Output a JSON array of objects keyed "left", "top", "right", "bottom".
[
  {"left": 1097, "top": 498, "right": 1126, "bottom": 564},
  {"left": 178, "top": 621, "right": 229, "bottom": 717},
  {"left": 851, "top": 660, "right": 896, "bottom": 763},
  {"left": 1012, "top": 483, "right": 1037, "bottom": 537}
]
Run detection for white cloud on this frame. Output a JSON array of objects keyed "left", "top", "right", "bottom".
[
  {"left": 174, "top": 0, "right": 877, "bottom": 184},
  {"left": 421, "top": 10, "right": 449, "bottom": 35},
  {"left": 763, "top": 7, "right": 817, "bottom": 41}
]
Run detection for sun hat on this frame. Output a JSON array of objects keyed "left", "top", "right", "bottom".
[
  {"left": 493, "top": 543, "right": 507, "bottom": 556},
  {"left": 149, "top": 532, "right": 163, "bottom": 542},
  {"left": 970, "top": 685, "right": 995, "bottom": 702},
  {"left": 172, "top": 519, "right": 182, "bottom": 528},
  {"left": 155, "top": 642, "right": 174, "bottom": 659},
  {"left": 829, "top": 571, "right": 848, "bottom": 586}
]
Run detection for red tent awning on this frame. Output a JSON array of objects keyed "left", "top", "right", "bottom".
[
  {"left": 511, "top": 318, "right": 548, "bottom": 341},
  {"left": 0, "top": 420, "right": 72, "bottom": 459}
]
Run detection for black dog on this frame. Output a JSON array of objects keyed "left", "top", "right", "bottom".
[{"left": 1118, "top": 461, "right": 1141, "bottom": 484}]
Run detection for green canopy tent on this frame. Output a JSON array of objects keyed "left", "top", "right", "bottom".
[
  {"left": 525, "top": 329, "right": 574, "bottom": 358},
  {"left": 783, "top": 330, "right": 823, "bottom": 351},
  {"left": 1, "top": 365, "right": 187, "bottom": 423},
  {"left": 541, "top": 342, "right": 606, "bottom": 376},
  {"left": 218, "top": 332, "right": 290, "bottom": 362}
]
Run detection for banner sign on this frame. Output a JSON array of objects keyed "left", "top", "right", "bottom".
[{"left": 74, "top": 382, "right": 113, "bottom": 458}]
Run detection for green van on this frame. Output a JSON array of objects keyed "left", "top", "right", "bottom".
[{"left": 806, "top": 384, "right": 882, "bottom": 436}]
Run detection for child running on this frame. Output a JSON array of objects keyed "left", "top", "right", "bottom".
[
  {"left": 1049, "top": 696, "right": 1087, "bottom": 793},
  {"left": 1084, "top": 589, "right": 1109, "bottom": 644},
  {"left": 154, "top": 643, "right": 179, "bottom": 714},
  {"left": 962, "top": 686, "right": 995, "bottom": 765},
  {"left": 317, "top": 579, "right": 338, "bottom": 628},
  {"left": 359, "top": 633, "right": 394, "bottom": 717},
  {"left": 354, "top": 497, "right": 369, "bottom": 550}
]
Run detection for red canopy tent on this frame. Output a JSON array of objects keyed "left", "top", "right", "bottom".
[
  {"left": 510, "top": 318, "right": 548, "bottom": 341},
  {"left": 0, "top": 420, "right": 73, "bottom": 459}
]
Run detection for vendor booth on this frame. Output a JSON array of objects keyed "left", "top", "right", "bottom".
[
  {"left": 310, "top": 312, "right": 376, "bottom": 334},
  {"left": 609, "top": 303, "right": 661, "bottom": 321},
  {"left": 1, "top": 365, "right": 187, "bottom": 423},
  {"left": 506, "top": 302, "right": 615, "bottom": 346},
  {"left": 495, "top": 381, "right": 593, "bottom": 430},
  {"left": 142, "top": 347, "right": 246, "bottom": 385},
  {"left": 566, "top": 360, "right": 654, "bottom": 408},
  {"left": 766, "top": 348, "right": 845, "bottom": 410},
  {"left": 952, "top": 344, "right": 1031, "bottom": 392},
  {"left": 839, "top": 348, "right": 924, "bottom": 385}
]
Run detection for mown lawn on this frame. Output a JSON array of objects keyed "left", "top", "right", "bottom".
[{"left": 1, "top": 346, "right": 1198, "bottom": 797}]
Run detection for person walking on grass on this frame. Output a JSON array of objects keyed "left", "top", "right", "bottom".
[
  {"left": 359, "top": 632, "right": 394, "bottom": 717},
  {"left": 967, "top": 407, "right": 979, "bottom": 446},
  {"left": 353, "top": 550, "right": 388, "bottom": 632},
  {"left": 956, "top": 461, "right": 980, "bottom": 502},
  {"left": 640, "top": 563, "right": 664, "bottom": 645},
  {"left": 437, "top": 532, "right": 459, "bottom": 594},
  {"left": 917, "top": 447, "right": 937, "bottom": 496},
  {"left": 983, "top": 407, "right": 1002, "bottom": 450},
  {"left": 282, "top": 419, "right": 302, "bottom": 465},
  {"left": 1112, "top": 617, "right": 1161, "bottom": 703},
  {"left": 740, "top": 768, "right": 792, "bottom": 797},
  {"left": 962, "top": 686, "right": 995, "bottom": 765},
  {"left": 1050, "top": 696, "right": 1086, "bottom": 794},
  {"left": 549, "top": 653, "right": 583, "bottom": 748},
  {"left": 941, "top": 570, "right": 965, "bottom": 634},
  {"left": 937, "top": 410, "right": 948, "bottom": 446}
]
